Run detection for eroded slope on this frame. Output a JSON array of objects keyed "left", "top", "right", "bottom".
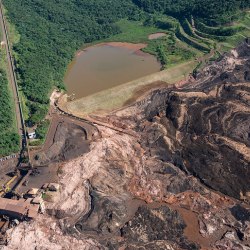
[{"left": 3, "top": 39, "right": 250, "bottom": 250}]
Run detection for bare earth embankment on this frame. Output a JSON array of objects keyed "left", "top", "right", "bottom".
[
  {"left": 61, "top": 60, "right": 196, "bottom": 117},
  {"left": 148, "top": 32, "right": 167, "bottom": 40}
]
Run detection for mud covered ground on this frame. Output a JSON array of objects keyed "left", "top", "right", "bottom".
[
  {"left": 31, "top": 115, "right": 99, "bottom": 166},
  {"left": 3, "top": 39, "right": 250, "bottom": 250},
  {"left": 140, "top": 40, "right": 250, "bottom": 200}
]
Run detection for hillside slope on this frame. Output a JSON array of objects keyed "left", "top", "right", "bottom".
[
  {"left": 4, "top": 39, "right": 250, "bottom": 250},
  {"left": 2, "top": 0, "right": 250, "bottom": 131}
]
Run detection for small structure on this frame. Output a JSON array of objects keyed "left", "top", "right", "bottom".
[
  {"left": 27, "top": 132, "right": 36, "bottom": 139},
  {"left": 0, "top": 198, "right": 39, "bottom": 220},
  {"left": 27, "top": 188, "right": 39, "bottom": 198},
  {"left": 32, "top": 196, "right": 45, "bottom": 213},
  {"left": 26, "top": 127, "right": 37, "bottom": 139},
  {"left": 31, "top": 196, "right": 43, "bottom": 205}
]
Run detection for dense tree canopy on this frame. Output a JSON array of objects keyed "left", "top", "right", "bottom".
[
  {"left": 3, "top": 0, "right": 140, "bottom": 124},
  {"left": 0, "top": 69, "right": 19, "bottom": 156},
  {"left": 133, "top": 0, "right": 250, "bottom": 24}
]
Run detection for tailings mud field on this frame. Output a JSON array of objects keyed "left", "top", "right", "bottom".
[{"left": 3, "top": 39, "right": 250, "bottom": 250}]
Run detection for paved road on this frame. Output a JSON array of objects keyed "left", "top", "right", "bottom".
[{"left": 0, "top": 1, "right": 25, "bottom": 142}]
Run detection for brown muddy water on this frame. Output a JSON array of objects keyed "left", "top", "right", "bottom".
[{"left": 64, "top": 43, "right": 161, "bottom": 99}]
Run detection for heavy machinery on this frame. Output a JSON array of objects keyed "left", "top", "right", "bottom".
[{"left": 0, "top": 175, "right": 18, "bottom": 197}]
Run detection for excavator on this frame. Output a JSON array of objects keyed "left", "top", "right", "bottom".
[{"left": 0, "top": 175, "right": 18, "bottom": 197}]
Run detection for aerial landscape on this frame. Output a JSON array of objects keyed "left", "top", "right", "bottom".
[{"left": 0, "top": 0, "right": 249, "bottom": 249}]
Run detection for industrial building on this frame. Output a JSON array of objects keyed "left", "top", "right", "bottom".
[{"left": 0, "top": 198, "right": 39, "bottom": 220}]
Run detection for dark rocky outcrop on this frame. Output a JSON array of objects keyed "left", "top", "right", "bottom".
[
  {"left": 120, "top": 206, "right": 199, "bottom": 250},
  {"left": 140, "top": 39, "right": 250, "bottom": 200}
]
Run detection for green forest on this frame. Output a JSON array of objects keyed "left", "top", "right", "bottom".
[
  {"left": 0, "top": 23, "right": 19, "bottom": 157},
  {"left": 3, "top": 0, "right": 141, "bottom": 125},
  {"left": 0, "top": 68, "right": 19, "bottom": 156},
  {"left": 1, "top": 0, "right": 250, "bottom": 151},
  {"left": 134, "top": 0, "right": 250, "bottom": 24}
]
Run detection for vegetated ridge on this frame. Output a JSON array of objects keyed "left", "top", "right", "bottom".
[{"left": 1, "top": 0, "right": 250, "bottom": 148}]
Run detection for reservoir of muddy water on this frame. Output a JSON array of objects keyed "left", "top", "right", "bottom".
[{"left": 65, "top": 43, "right": 161, "bottom": 99}]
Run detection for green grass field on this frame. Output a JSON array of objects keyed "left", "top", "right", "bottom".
[{"left": 104, "top": 19, "right": 165, "bottom": 43}]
